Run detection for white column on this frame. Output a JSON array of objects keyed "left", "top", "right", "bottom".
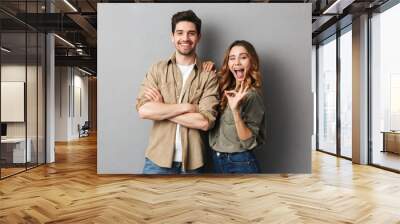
[
  {"left": 352, "top": 14, "right": 369, "bottom": 164},
  {"left": 46, "top": 32, "right": 55, "bottom": 163}
]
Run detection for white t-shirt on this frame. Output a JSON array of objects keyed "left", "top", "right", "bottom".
[{"left": 174, "top": 64, "right": 195, "bottom": 162}]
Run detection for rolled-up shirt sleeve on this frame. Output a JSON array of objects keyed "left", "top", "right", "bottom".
[
  {"left": 135, "top": 63, "right": 159, "bottom": 111},
  {"left": 239, "top": 91, "right": 265, "bottom": 149},
  {"left": 198, "top": 71, "right": 220, "bottom": 130}
]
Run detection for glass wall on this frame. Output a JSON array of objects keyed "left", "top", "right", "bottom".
[
  {"left": 317, "top": 35, "right": 337, "bottom": 154},
  {"left": 339, "top": 28, "right": 352, "bottom": 158},
  {"left": 27, "top": 31, "right": 38, "bottom": 170},
  {"left": 371, "top": 3, "right": 400, "bottom": 171},
  {"left": 0, "top": 2, "right": 46, "bottom": 179},
  {"left": 0, "top": 31, "right": 28, "bottom": 177},
  {"left": 38, "top": 32, "right": 45, "bottom": 165}
]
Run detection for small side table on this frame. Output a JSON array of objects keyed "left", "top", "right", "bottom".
[{"left": 381, "top": 131, "right": 400, "bottom": 154}]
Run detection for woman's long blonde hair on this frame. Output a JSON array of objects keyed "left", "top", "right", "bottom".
[{"left": 218, "top": 40, "right": 262, "bottom": 111}]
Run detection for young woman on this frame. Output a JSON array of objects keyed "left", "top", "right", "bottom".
[{"left": 209, "top": 40, "right": 265, "bottom": 174}]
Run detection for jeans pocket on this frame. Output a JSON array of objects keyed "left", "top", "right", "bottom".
[
  {"left": 227, "top": 151, "right": 260, "bottom": 173},
  {"left": 227, "top": 151, "right": 254, "bottom": 164}
]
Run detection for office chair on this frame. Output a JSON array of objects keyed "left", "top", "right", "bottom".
[{"left": 79, "top": 121, "right": 90, "bottom": 138}]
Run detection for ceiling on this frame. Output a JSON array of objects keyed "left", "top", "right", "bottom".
[{"left": 0, "top": 0, "right": 392, "bottom": 75}]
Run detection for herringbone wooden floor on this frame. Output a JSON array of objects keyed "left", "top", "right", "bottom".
[{"left": 1, "top": 134, "right": 400, "bottom": 224}]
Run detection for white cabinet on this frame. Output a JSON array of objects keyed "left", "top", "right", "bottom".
[{"left": 1, "top": 138, "right": 32, "bottom": 163}]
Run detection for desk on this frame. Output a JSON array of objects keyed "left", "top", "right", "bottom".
[
  {"left": 1, "top": 138, "right": 31, "bottom": 163},
  {"left": 382, "top": 131, "right": 400, "bottom": 154}
]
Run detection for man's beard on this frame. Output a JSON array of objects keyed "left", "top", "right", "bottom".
[{"left": 177, "top": 48, "right": 195, "bottom": 56}]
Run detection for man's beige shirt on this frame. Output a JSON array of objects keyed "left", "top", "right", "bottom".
[{"left": 136, "top": 53, "right": 219, "bottom": 170}]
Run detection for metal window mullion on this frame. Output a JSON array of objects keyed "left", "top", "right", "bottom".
[
  {"left": 68, "top": 68, "right": 71, "bottom": 118},
  {"left": 337, "top": 30, "right": 341, "bottom": 157},
  {"left": 367, "top": 11, "right": 373, "bottom": 165},
  {"left": 36, "top": 2, "right": 39, "bottom": 167},
  {"left": 25, "top": 0, "right": 28, "bottom": 171},
  {"left": 72, "top": 68, "right": 75, "bottom": 118},
  {"left": 44, "top": 17, "right": 47, "bottom": 164},
  {"left": 0, "top": 27, "right": 2, "bottom": 179},
  {"left": 316, "top": 45, "right": 320, "bottom": 150}
]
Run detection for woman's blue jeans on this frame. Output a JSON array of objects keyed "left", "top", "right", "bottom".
[{"left": 212, "top": 150, "right": 260, "bottom": 174}]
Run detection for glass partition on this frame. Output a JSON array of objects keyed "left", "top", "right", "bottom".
[
  {"left": 27, "top": 31, "right": 38, "bottom": 169},
  {"left": 38, "top": 32, "right": 45, "bottom": 165},
  {"left": 0, "top": 1, "right": 46, "bottom": 179},
  {"left": 1, "top": 31, "right": 28, "bottom": 177}
]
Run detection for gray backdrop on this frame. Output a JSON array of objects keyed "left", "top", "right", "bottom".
[{"left": 97, "top": 3, "right": 312, "bottom": 174}]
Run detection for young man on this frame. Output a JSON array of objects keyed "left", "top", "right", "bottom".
[{"left": 136, "top": 10, "right": 219, "bottom": 174}]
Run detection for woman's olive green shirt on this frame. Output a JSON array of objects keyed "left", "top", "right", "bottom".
[{"left": 209, "top": 90, "right": 265, "bottom": 153}]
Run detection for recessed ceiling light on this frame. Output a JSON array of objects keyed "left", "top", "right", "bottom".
[
  {"left": 322, "top": 0, "right": 352, "bottom": 15},
  {"left": 78, "top": 67, "right": 93, "bottom": 76},
  {"left": 323, "top": 2, "right": 338, "bottom": 14},
  {"left": 63, "top": 0, "right": 78, "bottom": 12},
  {"left": 54, "top": 34, "right": 75, "bottom": 48},
  {"left": 1, "top": 47, "right": 11, "bottom": 53}
]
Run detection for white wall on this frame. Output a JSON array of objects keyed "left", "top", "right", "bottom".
[
  {"left": 1, "top": 65, "right": 38, "bottom": 138},
  {"left": 72, "top": 72, "right": 89, "bottom": 138},
  {"left": 55, "top": 67, "right": 69, "bottom": 141},
  {"left": 55, "top": 67, "right": 89, "bottom": 141},
  {"left": 1, "top": 65, "right": 26, "bottom": 130},
  {"left": 1, "top": 63, "right": 46, "bottom": 164}
]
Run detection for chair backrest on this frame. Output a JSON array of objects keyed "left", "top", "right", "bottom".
[{"left": 82, "top": 121, "right": 90, "bottom": 129}]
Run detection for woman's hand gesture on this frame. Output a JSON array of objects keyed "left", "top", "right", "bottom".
[{"left": 225, "top": 82, "right": 249, "bottom": 112}]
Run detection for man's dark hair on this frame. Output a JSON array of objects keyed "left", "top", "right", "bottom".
[{"left": 171, "top": 10, "right": 201, "bottom": 34}]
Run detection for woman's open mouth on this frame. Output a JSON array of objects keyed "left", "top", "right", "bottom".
[{"left": 234, "top": 68, "right": 245, "bottom": 80}]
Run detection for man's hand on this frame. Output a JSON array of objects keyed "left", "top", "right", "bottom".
[
  {"left": 183, "top": 104, "right": 198, "bottom": 114},
  {"left": 144, "top": 87, "right": 198, "bottom": 114},
  {"left": 144, "top": 87, "right": 164, "bottom": 103}
]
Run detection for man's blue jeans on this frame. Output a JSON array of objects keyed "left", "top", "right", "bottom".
[
  {"left": 212, "top": 150, "right": 260, "bottom": 174},
  {"left": 142, "top": 158, "right": 202, "bottom": 174}
]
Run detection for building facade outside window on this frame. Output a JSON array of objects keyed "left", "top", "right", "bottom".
[
  {"left": 317, "top": 35, "right": 337, "bottom": 155},
  {"left": 339, "top": 28, "right": 352, "bottom": 159},
  {"left": 371, "top": 3, "right": 400, "bottom": 171}
]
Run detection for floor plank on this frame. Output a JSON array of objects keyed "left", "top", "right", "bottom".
[{"left": 0, "top": 134, "right": 400, "bottom": 223}]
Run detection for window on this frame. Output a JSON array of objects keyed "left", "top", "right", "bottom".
[
  {"left": 371, "top": 3, "right": 400, "bottom": 171},
  {"left": 317, "top": 36, "right": 337, "bottom": 154},
  {"left": 340, "top": 28, "right": 352, "bottom": 158}
]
